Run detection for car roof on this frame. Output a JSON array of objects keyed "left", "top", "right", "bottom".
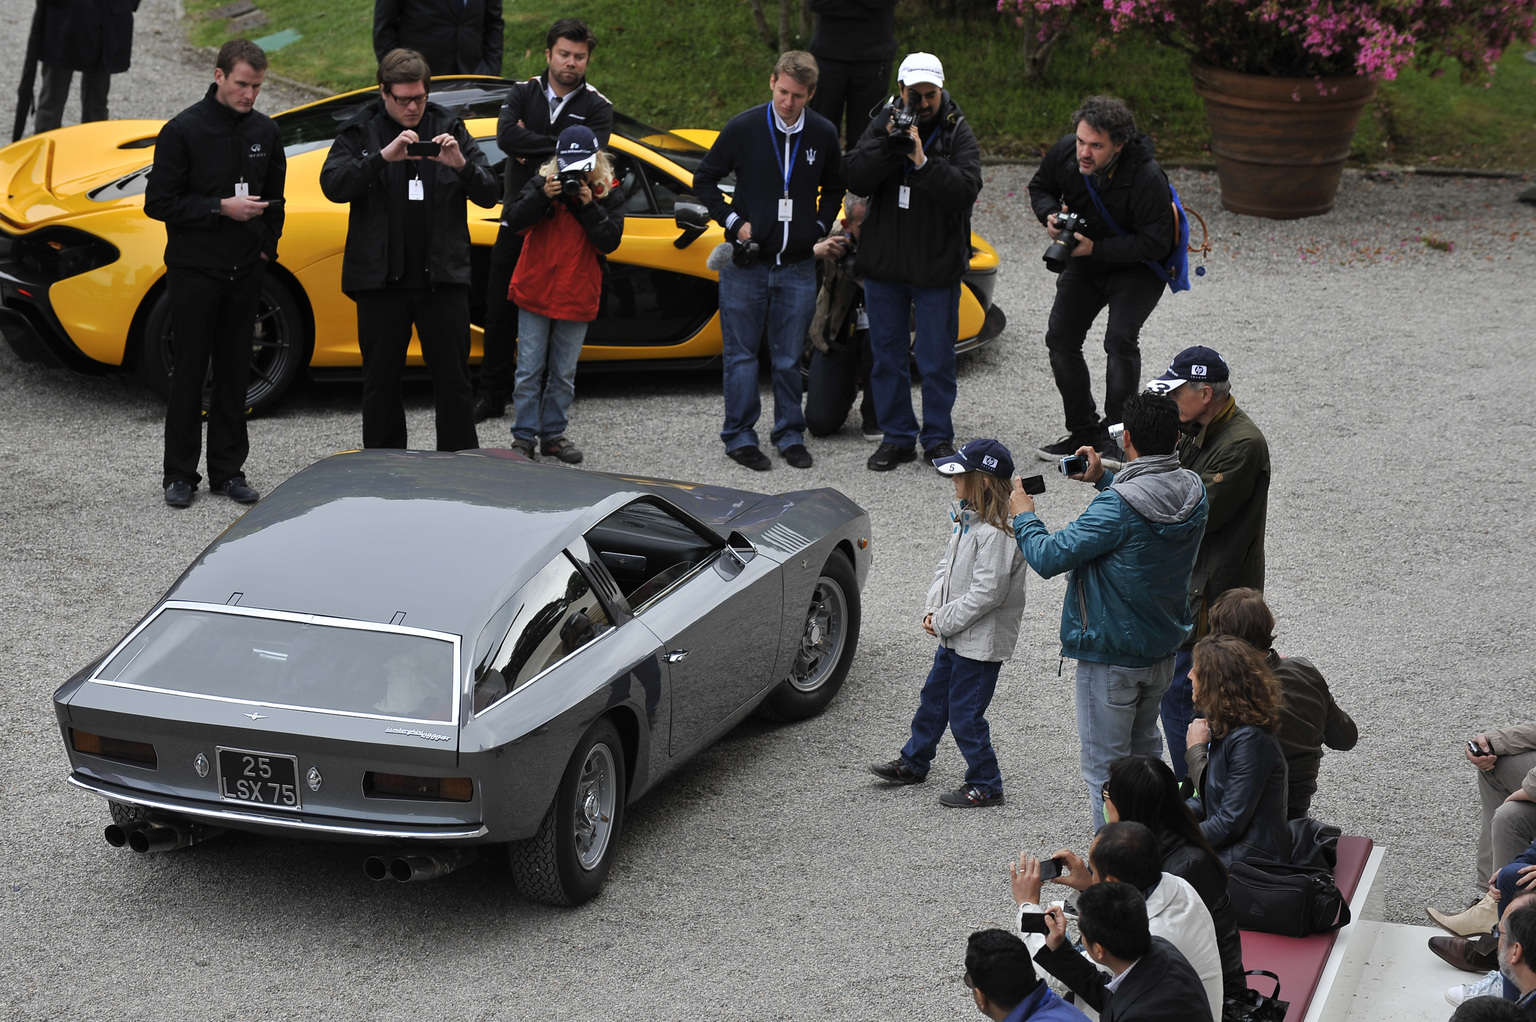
[{"left": 165, "top": 450, "right": 672, "bottom": 637}]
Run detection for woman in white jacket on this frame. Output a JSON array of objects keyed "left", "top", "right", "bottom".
[{"left": 870, "top": 439, "right": 1029, "bottom": 808}]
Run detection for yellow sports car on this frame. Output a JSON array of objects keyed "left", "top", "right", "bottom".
[{"left": 0, "top": 78, "right": 1006, "bottom": 414}]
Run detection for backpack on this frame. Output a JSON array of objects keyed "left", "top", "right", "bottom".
[{"left": 1081, "top": 176, "right": 1208, "bottom": 293}]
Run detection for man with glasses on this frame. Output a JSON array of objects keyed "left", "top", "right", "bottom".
[{"left": 320, "top": 48, "right": 499, "bottom": 452}]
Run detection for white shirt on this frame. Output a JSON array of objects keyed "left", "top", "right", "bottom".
[{"left": 771, "top": 107, "right": 805, "bottom": 135}]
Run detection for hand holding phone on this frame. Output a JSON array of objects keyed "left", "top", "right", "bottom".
[{"left": 405, "top": 140, "right": 442, "bottom": 158}]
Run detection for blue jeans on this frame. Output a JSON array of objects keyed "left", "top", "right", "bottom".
[
  {"left": 864, "top": 277, "right": 959, "bottom": 452},
  {"left": 1077, "top": 657, "right": 1175, "bottom": 832},
  {"left": 1162, "top": 649, "right": 1195, "bottom": 780},
  {"left": 512, "top": 311, "right": 587, "bottom": 443},
  {"left": 899, "top": 646, "right": 1003, "bottom": 796},
  {"left": 718, "top": 258, "right": 815, "bottom": 452},
  {"left": 1496, "top": 841, "right": 1536, "bottom": 999}
]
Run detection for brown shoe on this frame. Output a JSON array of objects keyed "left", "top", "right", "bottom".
[
  {"left": 1428, "top": 934, "right": 1499, "bottom": 974},
  {"left": 1428, "top": 890, "right": 1499, "bottom": 937}
]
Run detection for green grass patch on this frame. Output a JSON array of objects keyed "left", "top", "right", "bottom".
[{"left": 184, "top": 0, "right": 1536, "bottom": 169}]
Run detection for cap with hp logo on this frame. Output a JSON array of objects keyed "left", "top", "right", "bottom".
[{"left": 1146, "top": 345, "right": 1229, "bottom": 393}]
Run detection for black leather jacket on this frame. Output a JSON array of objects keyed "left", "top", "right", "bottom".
[
  {"left": 1158, "top": 831, "right": 1246, "bottom": 997},
  {"left": 1027, "top": 131, "right": 1175, "bottom": 269},
  {"left": 1188, "top": 724, "right": 1293, "bottom": 866}
]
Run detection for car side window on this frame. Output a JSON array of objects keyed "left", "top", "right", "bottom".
[
  {"left": 639, "top": 162, "right": 698, "bottom": 216},
  {"left": 585, "top": 499, "right": 722, "bottom": 611},
  {"left": 475, "top": 553, "right": 612, "bottom": 711},
  {"left": 607, "top": 151, "right": 655, "bottom": 216}
]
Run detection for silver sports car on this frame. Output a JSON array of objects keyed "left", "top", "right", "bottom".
[{"left": 53, "top": 449, "right": 870, "bottom": 905}]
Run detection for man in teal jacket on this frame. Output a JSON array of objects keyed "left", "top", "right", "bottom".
[{"left": 1010, "top": 391, "right": 1207, "bottom": 831}]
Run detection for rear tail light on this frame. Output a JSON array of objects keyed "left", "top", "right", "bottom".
[
  {"left": 70, "top": 729, "right": 158, "bottom": 768},
  {"left": 364, "top": 772, "right": 474, "bottom": 802}
]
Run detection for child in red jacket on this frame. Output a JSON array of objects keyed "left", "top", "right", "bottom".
[{"left": 505, "top": 125, "right": 626, "bottom": 464}]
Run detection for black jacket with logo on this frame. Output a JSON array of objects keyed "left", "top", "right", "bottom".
[
  {"left": 318, "top": 99, "right": 499, "bottom": 294},
  {"left": 495, "top": 73, "right": 613, "bottom": 207},
  {"left": 372, "top": 0, "right": 503, "bottom": 77},
  {"left": 1028, "top": 131, "right": 1175, "bottom": 269},
  {"left": 145, "top": 85, "right": 285, "bottom": 274},
  {"left": 842, "top": 91, "right": 981, "bottom": 287}
]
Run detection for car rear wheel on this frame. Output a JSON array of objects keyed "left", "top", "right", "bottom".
[
  {"left": 758, "top": 553, "right": 860, "bottom": 722},
  {"left": 509, "top": 718, "right": 626, "bottom": 906},
  {"left": 135, "top": 272, "right": 309, "bottom": 417},
  {"left": 108, "top": 800, "right": 150, "bottom": 826}
]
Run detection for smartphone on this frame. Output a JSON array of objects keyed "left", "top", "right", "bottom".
[
  {"left": 1469, "top": 739, "right": 1491, "bottom": 757},
  {"left": 1040, "top": 855, "right": 1065, "bottom": 881},
  {"left": 1059, "top": 454, "right": 1088, "bottom": 477},
  {"left": 405, "top": 141, "right": 442, "bottom": 157},
  {"left": 1018, "top": 911, "right": 1050, "bottom": 934},
  {"left": 1021, "top": 474, "right": 1045, "bottom": 496}
]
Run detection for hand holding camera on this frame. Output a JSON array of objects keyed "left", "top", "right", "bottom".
[
  {"left": 1043, "top": 208, "right": 1088, "bottom": 273},
  {"left": 381, "top": 129, "right": 420, "bottom": 163},
  {"left": 886, "top": 98, "right": 918, "bottom": 154}
]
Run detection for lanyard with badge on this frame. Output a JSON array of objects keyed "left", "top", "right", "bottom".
[
  {"left": 897, "top": 124, "right": 942, "bottom": 210},
  {"left": 767, "top": 105, "right": 803, "bottom": 222}
]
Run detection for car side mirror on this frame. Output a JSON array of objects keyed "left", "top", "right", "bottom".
[
  {"left": 715, "top": 531, "right": 757, "bottom": 580},
  {"left": 673, "top": 201, "right": 710, "bottom": 249}
]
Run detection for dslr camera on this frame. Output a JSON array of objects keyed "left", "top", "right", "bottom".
[
  {"left": 885, "top": 98, "right": 918, "bottom": 154},
  {"left": 837, "top": 233, "right": 859, "bottom": 276},
  {"left": 731, "top": 234, "right": 761, "bottom": 268},
  {"left": 558, "top": 169, "right": 587, "bottom": 197},
  {"left": 1042, "top": 210, "right": 1087, "bottom": 273}
]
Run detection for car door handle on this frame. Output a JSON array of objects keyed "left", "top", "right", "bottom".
[{"left": 665, "top": 649, "right": 689, "bottom": 662}]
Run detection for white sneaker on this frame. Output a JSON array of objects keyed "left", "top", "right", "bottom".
[{"left": 1446, "top": 969, "right": 1503, "bottom": 1006}]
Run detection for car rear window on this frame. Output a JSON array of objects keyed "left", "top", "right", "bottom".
[{"left": 93, "top": 607, "right": 458, "bottom": 723}]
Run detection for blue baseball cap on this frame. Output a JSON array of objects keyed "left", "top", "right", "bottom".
[
  {"left": 555, "top": 125, "right": 599, "bottom": 172},
  {"left": 933, "top": 438, "right": 1014, "bottom": 480},
  {"left": 1146, "top": 345, "right": 1229, "bottom": 394}
]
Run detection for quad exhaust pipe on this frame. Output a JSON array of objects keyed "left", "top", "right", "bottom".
[
  {"left": 363, "top": 847, "right": 477, "bottom": 883},
  {"left": 104, "top": 817, "right": 225, "bottom": 853}
]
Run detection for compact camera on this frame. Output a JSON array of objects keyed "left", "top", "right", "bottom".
[
  {"left": 1059, "top": 454, "right": 1088, "bottom": 477},
  {"left": 558, "top": 169, "right": 587, "bottom": 196},
  {"left": 1042, "top": 210, "right": 1087, "bottom": 273},
  {"left": 886, "top": 99, "right": 918, "bottom": 153}
]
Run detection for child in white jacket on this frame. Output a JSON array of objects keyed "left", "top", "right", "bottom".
[{"left": 871, "top": 439, "right": 1029, "bottom": 808}]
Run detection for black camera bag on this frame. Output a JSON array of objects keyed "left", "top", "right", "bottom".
[
  {"left": 1221, "top": 970, "right": 1289, "bottom": 1022},
  {"left": 1227, "top": 859, "right": 1351, "bottom": 938}
]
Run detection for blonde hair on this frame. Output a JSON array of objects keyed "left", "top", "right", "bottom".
[
  {"left": 773, "top": 50, "right": 819, "bottom": 88},
  {"left": 538, "top": 150, "right": 615, "bottom": 185},
  {"left": 957, "top": 472, "right": 1014, "bottom": 533}
]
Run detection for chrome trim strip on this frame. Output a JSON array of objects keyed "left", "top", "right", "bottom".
[{"left": 67, "top": 775, "right": 488, "bottom": 841}]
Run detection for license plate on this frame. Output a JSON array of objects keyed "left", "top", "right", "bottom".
[{"left": 217, "top": 747, "right": 302, "bottom": 809}]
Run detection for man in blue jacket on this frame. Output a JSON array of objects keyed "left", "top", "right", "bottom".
[
  {"left": 1009, "top": 391, "right": 1207, "bottom": 831},
  {"left": 965, "top": 929, "right": 1089, "bottom": 1022}
]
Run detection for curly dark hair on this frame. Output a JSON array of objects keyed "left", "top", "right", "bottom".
[
  {"left": 1071, "top": 95, "right": 1137, "bottom": 146},
  {"left": 1191, "top": 633, "right": 1282, "bottom": 737}
]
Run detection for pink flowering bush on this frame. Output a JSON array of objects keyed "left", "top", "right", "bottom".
[{"left": 997, "top": 0, "right": 1536, "bottom": 80}]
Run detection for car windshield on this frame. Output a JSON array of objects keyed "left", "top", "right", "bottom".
[
  {"left": 612, "top": 112, "right": 709, "bottom": 172},
  {"left": 93, "top": 607, "right": 458, "bottom": 723},
  {"left": 274, "top": 78, "right": 514, "bottom": 148}
]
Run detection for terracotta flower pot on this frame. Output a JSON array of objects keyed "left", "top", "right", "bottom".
[{"left": 1191, "top": 60, "right": 1378, "bottom": 219}]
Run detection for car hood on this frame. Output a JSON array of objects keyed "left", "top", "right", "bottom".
[{"left": 0, "top": 121, "right": 164, "bottom": 228}]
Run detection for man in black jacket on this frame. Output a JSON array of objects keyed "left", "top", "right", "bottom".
[
  {"left": 144, "top": 39, "right": 284, "bottom": 509},
  {"left": 1034, "top": 882, "right": 1214, "bottom": 1022},
  {"left": 475, "top": 18, "right": 611, "bottom": 422},
  {"left": 319, "top": 48, "right": 499, "bottom": 453},
  {"left": 373, "top": 0, "right": 502, "bottom": 77},
  {"left": 806, "top": 0, "right": 897, "bottom": 151},
  {"left": 694, "top": 51, "right": 844, "bottom": 472},
  {"left": 1028, "top": 96, "right": 1174, "bottom": 468},
  {"left": 30, "top": 0, "right": 138, "bottom": 134},
  {"left": 843, "top": 52, "right": 980, "bottom": 472}
]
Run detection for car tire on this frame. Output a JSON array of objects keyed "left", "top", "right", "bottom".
[
  {"left": 135, "top": 272, "right": 309, "bottom": 417},
  {"left": 108, "top": 800, "right": 150, "bottom": 826},
  {"left": 758, "top": 552, "right": 860, "bottom": 722},
  {"left": 508, "top": 717, "right": 627, "bottom": 906}
]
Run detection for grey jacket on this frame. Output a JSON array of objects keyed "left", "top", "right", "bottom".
[{"left": 925, "top": 502, "right": 1028, "bottom": 662}]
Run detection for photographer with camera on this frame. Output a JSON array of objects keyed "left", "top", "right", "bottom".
[
  {"left": 1008, "top": 391, "right": 1206, "bottom": 833},
  {"left": 1028, "top": 96, "right": 1175, "bottom": 469},
  {"left": 499, "top": 126, "right": 624, "bottom": 464},
  {"left": 843, "top": 51, "right": 981, "bottom": 473},
  {"left": 319, "top": 48, "right": 499, "bottom": 453},
  {"left": 804, "top": 194, "right": 879, "bottom": 439},
  {"left": 694, "top": 51, "right": 844, "bottom": 472}
]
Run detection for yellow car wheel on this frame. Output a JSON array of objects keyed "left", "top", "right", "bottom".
[{"left": 134, "top": 273, "right": 311, "bottom": 417}]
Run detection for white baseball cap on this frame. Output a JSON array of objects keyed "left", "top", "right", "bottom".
[{"left": 898, "top": 52, "right": 944, "bottom": 88}]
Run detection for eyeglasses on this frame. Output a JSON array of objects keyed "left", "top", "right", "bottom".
[{"left": 386, "top": 91, "right": 428, "bottom": 108}]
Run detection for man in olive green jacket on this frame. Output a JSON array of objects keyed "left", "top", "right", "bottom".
[{"left": 1144, "top": 346, "right": 1270, "bottom": 781}]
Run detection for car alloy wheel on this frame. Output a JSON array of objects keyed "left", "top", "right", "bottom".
[
  {"left": 787, "top": 577, "right": 847, "bottom": 693},
  {"left": 758, "top": 553, "right": 861, "bottom": 722},
  {"left": 573, "top": 742, "right": 617, "bottom": 871}
]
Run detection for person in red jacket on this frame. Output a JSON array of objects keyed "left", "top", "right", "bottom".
[{"left": 503, "top": 125, "right": 625, "bottom": 464}]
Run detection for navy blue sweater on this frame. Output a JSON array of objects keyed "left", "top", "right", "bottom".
[{"left": 693, "top": 103, "right": 845, "bottom": 265}]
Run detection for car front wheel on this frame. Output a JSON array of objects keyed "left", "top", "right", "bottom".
[
  {"left": 758, "top": 552, "right": 860, "bottom": 722},
  {"left": 509, "top": 718, "right": 627, "bottom": 906}
]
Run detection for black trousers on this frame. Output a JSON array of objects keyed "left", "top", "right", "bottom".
[
  {"left": 354, "top": 286, "right": 479, "bottom": 452},
  {"left": 478, "top": 225, "right": 524, "bottom": 400},
  {"left": 808, "top": 57, "right": 891, "bottom": 151},
  {"left": 805, "top": 331, "right": 876, "bottom": 437},
  {"left": 1044, "top": 261, "right": 1165, "bottom": 438},
  {"left": 163, "top": 263, "right": 263, "bottom": 488}
]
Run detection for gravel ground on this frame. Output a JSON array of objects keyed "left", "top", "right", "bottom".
[{"left": 3, "top": 3, "right": 1536, "bottom": 1019}]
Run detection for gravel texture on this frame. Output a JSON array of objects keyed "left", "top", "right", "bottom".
[{"left": 3, "top": 3, "right": 1536, "bottom": 1019}]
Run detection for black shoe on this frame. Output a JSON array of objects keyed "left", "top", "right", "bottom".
[
  {"left": 472, "top": 394, "right": 505, "bottom": 422},
  {"left": 1096, "top": 439, "right": 1127, "bottom": 471},
  {"left": 938, "top": 785, "right": 1004, "bottom": 808},
  {"left": 213, "top": 476, "right": 259, "bottom": 504},
  {"left": 861, "top": 419, "right": 883, "bottom": 442},
  {"left": 727, "top": 445, "right": 772, "bottom": 471},
  {"left": 867, "top": 442, "right": 917, "bottom": 471},
  {"left": 870, "top": 759, "right": 925, "bottom": 785},
  {"left": 924, "top": 440, "right": 958, "bottom": 467},
  {"left": 511, "top": 438, "right": 536, "bottom": 459},
  {"left": 781, "top": 443, "right": 812, "bottom": 469},
  {"left": 164, "top": 481, "right": 193, "bottom": 508},
  {"left": 1036, "top": 434, "right": 1103, "bottom": 462},
  {"left": 541, "top": 436, "right": 584, "bottom": 464}
]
